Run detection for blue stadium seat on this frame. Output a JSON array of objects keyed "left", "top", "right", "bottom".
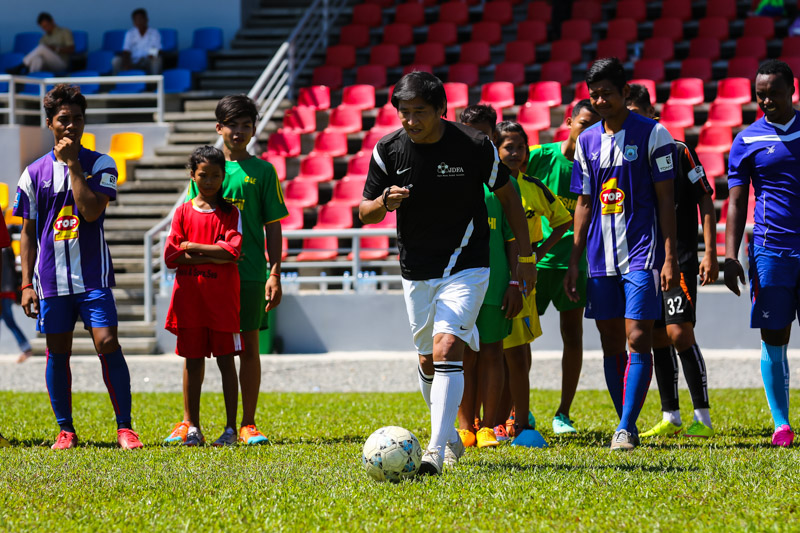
[
  {"left": 110, "top": 69, "right": 146, "bottom": 94},
  {"left": 163, "top": 68, "right": 191, "bottom": 93},
  {"left": 177, "top": 48, "right": 207, "bottom": 72},
  {"left": 71, "top": 70, "right": 100, "bottom": 94},
  {"left": 13, "top": 32, "right": 41, "bottom": 55},
  {"left": 191, "top": 27, "right": 223, "bottom": 51},
  {"left": 102, "top": 30, "right": 126, "bottom": 53},
  {"left": 0, "top": 52, "right": 24, "bottom": 73},
  {"left": 159, "top": 28, "right": 178, "bottom": 53},
  {"left": 21, "top": 71, "right": 53, "bottom": 95},
  {"left": 72, "top": 31, "right": 88, "bottom": 55},
  {"left": 87, "top": 50, "right": 114, "bottom": 75}
]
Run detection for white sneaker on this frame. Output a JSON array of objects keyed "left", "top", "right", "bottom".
[
  {"left": 184, "top": 427, "right": 205, "bottom": 447},
  {"left": 417, "top": 446, "right": 443, "bottom": 476},
  {"left": 610, "top": 429, "right": 636, "bottom": 451},
  {"left": 444, "top": 436, "right": 465, "bottom": 467},
  {"left": 212, "top": 427, "right": 237, "bottom": 447}
]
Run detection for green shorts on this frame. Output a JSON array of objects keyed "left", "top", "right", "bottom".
[
  {"left": 475, "top": 304, "right": 512, "bottom": 344},
  {"left": 535, "top": 268, "right": 587, "bottom": 314},
  {"left": 240, "top": 280, "right": 270, "bottom": 332}
]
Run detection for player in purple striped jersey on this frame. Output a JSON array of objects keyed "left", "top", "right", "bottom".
[
  {"left": 565, "top": 58, "right": 680, "bottom": 451},
  {"left": 13, "top": 84, "right": 141, "bottom": 450}
]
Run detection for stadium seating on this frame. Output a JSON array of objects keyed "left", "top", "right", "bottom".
[
  {"left": 72, "top": 31, "right": 89, "bottom": 56},
  {"left": 632, "top": 59, "right": 665, "bottom": 83},
  {"left": 540, "top": 61, "right": 572, "bottom": 85},
  {"left": 606, "top": 19, "right": 638, "bottom": 42},
  {"left": 689, "top": 37, "right": 721, "bottom": 61},
  {"left": 527, "top": 2, "right": 552, "bottom": 24},
  {"left": 163, "top": 68, "right": 192, "bottom": 93},
  {"left": 627, "top": 78, "right": 657, "bottom": 103},
  {"left": 596, "top": 39, "right": 628, "bottom": 63},
  {"left": 659, "top": 103, "right": 695, "bottom": 129},
  {"left": 266, "top": 131, "right": 302, "bottom": 158},
  {"left": 570, "top": 1, "right": 602, "bottom": 23},
  {"left": 108, "top": 132, "right": 144, "bottom": 186},
  {"left": 295, "top": 154, "right": 334, "bottom": 183},
  {"left": 0, "top": 183, "right": 9, "bottom": 211},
  {"left": 726, "top": 57, "right": 759, "bottom": 79},
  {"left": 5, "top": 208, "right": 22, "bottom": 228},
  {"left": 697, "top": 17, "right": 730, "bottom": 40},
  {"left": 284, "top": 179, "right": 319, "bottom": 208},
  {"left": 561, "top": 19, "right": 592, "bottom": 44},
  {"left": 448, "top": 63, "right": 479, "bottom": 87},
  {"left": 314, "top": 204, "right": 354, "bottom": 229},
  {"left": 439, "top": 2, "right": 470, "bottom": 25},
  {"left": 14, "top": 32, "right": 41, "bottom": 55},
  {"left": 743, "top": 16, "right": 775, "bottom": 39},
  {"left": 616, "top": 0, "right": 647, "bottom": 23},
  {"left": 312, "top": 66, "right": 343, "bottom": 90},
  {"left": 643, "top": 37, "right": 675, "bottom": 62},
  {"left": 549, "top": 39, "right": 582, "bottom": 64},
  {"left": 504, "top": 41, "right": 536, "bottom": 65},
  {"left": 325, "top": 106, "right": 363, "bottom": 134},
  {"left": 482, "top": 1, "right": 513, "bottom": 25},
  {"left": 426, "top": 22, "right": 458, "bottom": 46},
  {"left": 329, "top": 177, "right": 368, "bottom": 208},
  {"left": 652, "top": 18, "right": 683, "bottom": 41},
  {"left": 527, "top": 81, "right": 562, "bottom": 107},
  {"left": 706, "top": 0, "right": 738, "bottom": 20},
  {"left": 192, "top": 27, "right": 224, "bottom": 51},
  {"left": 298, "top": 86, "right": 331, "bottom": 110},
  {"left": 460, "top": 41, "right": 491, "bottom": 66},
  {"left": 341, "top": 85, "right": 376, "bottom": 111},
  {"left": 343, "top": 154, "right": 371, "bottom": 179},
  {"left": 87, "top": 50, "right": 114, "bottom": 75},
  {"left": 359, "top": 130, "right": 385, "bottom": 155},
  {"left": 311, "top": 131, "right": 348, "bottom": 157},
  {"left": 355, "top": 65, "right": 387, "bottom": 87},
  {"left": 262, "top": 154, "right": 286, "bottom": 181},
  {"left": 296, "top": 236, "right": 339, "bottom": 261},
  {"left": 81, "top": 132, "right": 96, "bottom": 151},
  {"left": 696, "top": 151, "right": 726, "bottom": 180},
  {"left": 159, "top": 28, "right": 178, "bottom": 53},
  {"left": 480, "top": 82, "right": 515, "bottom": 109},
  {"left": 735, "top": 36, "right": 767, "bottom": 61},
  {"left": 382, "top": 23, "right": 414, "bottom": 47},
  {"left": 666, "top": 78, "right": 705, "bottom": 106},
  {"left": 339, "top": 24, "right": 370, "bottom": 48},
  {"left": 110, "top": 70, "right": 146, "bottom": 94},
  {"left": 680, "top": 58, "right": 713, "bottom": 82},
  {"left": 414, "top": 43, "right": 446, "bottom": 68},
  {"left": 666, "top": 0, "right": 693, "bottom": 21},
  {"left": 516, "top": 20, "right": 547, "bottom": 45},
  {"left": 325, "top": 45, "right": 356, "bottom": 69},
  {"left": 705, "top": 102, "right": 743, "bottom": 128},
  {"left": 714, "top": 78, "right": 752, "bottom": 105},
  {"left": 696, "top": 125, "right": 733, "bottom": 154},
  {"left": 470, "top": 22, "right": 502, "bottom": 45},
  {"left": 517, "top": 103, "right": 550, "bottom": 140},
  {"left": 102, "top": 30, "right": 126, "bottom": 53},
  {"left": 178, "top": 49, "right": 208, "bottom": 73},
  {"left": 395, "top": 3, "right": 425, "bottom": 26},
  {"left": 352, "top": 3, "right": 382, "bottom": 27},
  {"left": 21, "top": 72, "right": 53, "bottom": 95},
  {"left": 494, "top": 62, "right": 525, "bottom": 86},
  {"left": 282, "top": 205, "right": 305, "bottom": 230},
  {"left": 348, "top": 235, "right": 390, "bottom": 260},
  {"left": 71, "top": 70, "right": 100, "bottom": 95}
]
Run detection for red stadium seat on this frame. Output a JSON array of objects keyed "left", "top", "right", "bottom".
[
  {"left": 659, "top": 103, "right": 695, "bottom": 129},
  {"left": 365, "top": 0, "right": 393, "bottom": 7},
  {"left": 549, "top": 39, "right": 582, "bottom": 64},
  {"left": 688, "top": 37, "right": 721, "bottom": 61},
  {"left": 527, "top": 1, "right": 552, "bottom": 24},
  {"left": 282, "top": 105, "right": 317, "bottom": 134},
  {"left": 352, "top": 3, "right": 382, "bottom": 27},
  {"left": 782, "top": 37, "right": 800, "bottom": 57},
  {"left": 374, "top": 105, "right": 402, "bottom": 131},
  {"left": 494, "top": 62, "right": 526, "bottom": 86},
  {"left": 666, "top": 78, "right": 705, "bottom": 106},
  {"left": 663, "top": 124, "right": 685, "bottom": 142},
  {"left": 369, "top": 44, "right": 400, "bottom": 67},
  {"left": 540, "top": 61, "right": 573, "bottom": 85},
  {"left": 573, "top": 82, "right": 590, "bottom": 103},
  {"left": 395, "top": 3, "right": 425, "bottom": 26},
  {"left": 596, "top": 38, "right": 628, "bottom": 63},
  {"left": 616, "top": 0, "right": 647, "bottom": 23},
  {"left": 339, "top": 24, "right": 371, "bottom": 48},
  {"left": 795, "top": 78, "right": 800, "bottom": 105},
  {"left": 517, "top": 102, "right": 551, "bottom": 134},
  {"left": 561, "top": 19, "right": 592, "bottom": 44},
  {"left": 642, "top": 37, "right": 675, "bottom": 62},
  {"left": 552, "top": 127, "right": 570, "bottom": 142},
  {"left": 706, "top": 0, "right": 737, "bottom": 20},
  {"left": 414, "top": 42, "right": 446, "bottom": 68},
  {"left": 261, "top": 154, "right": 286, "bottom": 181},
  {"left": 482, "top": 1, "right": 514, "bottom": 25},
  {"left": 714, "top": 77, "right": 752, "bottom": 105},
  {"left": 444, "top": 82, "right": 470, "bottom": 108},
  {"left": 505, "top": 41, "right": 536, "bottom": 64},
  {"left": 735, "top": 36, "right": 767, "bottom": 61},
  {"left": 680, "top": 57, "right": 713, "bottom": 82},
  {"left": 516, "top": 20, "right": 548, "bottom": 45},
  {"left": 726, "top": 57, "right": 759, "bottom": 79},
  {"left": 470, "top": 22, "right": 502, "bottom": 45},
  {"left": 312, "top": 66, "right": 343, "bottom": 90},
  {"left": 460, "top": 41, "right": 491, "bottom": 66},
  {"left": 480, "top": 81, "right": 515, "bottom": 109},
  {"left": 359, "top": 130, "right": 385, "bottom": 155},
  {"left": 664, "top": 0, "right": 692, "bottom": 21},
  {"left": 695, "top": 125, "right": 733, "bottom": 153},
  {"left": 570, "top": 1, "right": 602, "bottom": 23},
  {"left": 344, "top": 153, "right": 372, "bottom": 179},
  {"left": 348, "top": 235, "right": 390, "bottom": 261},
  {"left": 439, "top": 1, "right": 470, "bottom": 25},
  {"left": 448, "top": 63, "right": 480, "bottom": 86},
  {"left": 296, "top": 236, "right": 339, "bottom": 262},
  {"left": 295, "top": 153, "right": 334, "bottom": 183},
  {"left": 298, "top": 85, "right": 330, "bottom": 110},
  {"left": 743, "top": 16, "right": 775, "bottom": 39},
  {"left": 780, "top": 58, "right": 800, "bottom": 80},
  {"left": 325, "top": 44, "right": 356, "bottom": 69},
  {"left": 697, "top": 17, "right": 730, "bottom": 40},
  {"left": 311, "top": 131, "right": 348, "bottom": 157},
  {"left": 281, "top": 203, "right": 305, "bottom": 230},
  {"left": 284, "top": 179, "right": 319, "bottom": 208},
  {"left": 652, "top": 17, "right": 684, "bottom": 41},
  {"left": 355, "top": 65, "right": 387, "bottom": 88},
  {"left": 527, "top": 81, "right": 562, "bottom": 107},
  {"left": 314, "top": 204, "right": 353, "bottom": 229},
  {"left": 696, "top": 151, "right": 726, "bottom": 179},
  {"left": 606, "top": 19, "right": 638, "bottom": 43},
  {"left": 628, "top": 79, "right": 657, "bottom": 104},
  {"left": 266, "top": 130, "right": 301, "bottom": 158},
  {"left": 382, "top": 23, "right": 414, "bottom": 46},
  {"left": 341, "top": 85, "right": 376, "bottom": 111},
  {"left": 325, "top": 106, "right": 363, "bottom": 134},
  {"left": 633, "top": 59, "right": 665, "bottom": 83},
  {"left": 705, "top": 102, "right": 743, "bottom": 128},
  {"left": 427, "top": 22, "right": 458, "bottom": 46},
  {"left": 329, "top": 177, "right": 368, "bottom": 208}
]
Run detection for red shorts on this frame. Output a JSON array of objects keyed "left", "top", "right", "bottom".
[{"left": 175, "top": 328, "right": 243, "bottom": 359}]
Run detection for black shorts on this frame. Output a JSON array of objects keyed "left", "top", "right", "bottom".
[{"left": 655, "top": 269, "right": 697, "bottom": 328}]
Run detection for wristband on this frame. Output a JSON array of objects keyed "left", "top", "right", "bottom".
[
  {"left": 270, "top": 273, "right": 280, "bottom": 278},
  {"left": 508, "top": 280, "right": 519, "bottom": 286},
  {"left": 21, "top": 283, "right": 33, "bottom": 291},
  {"left": 518, "top": 254, "right": 536, "bottom": 264},
  {"left": 382, "top": 187, "right": 396, "bottom": 212}
]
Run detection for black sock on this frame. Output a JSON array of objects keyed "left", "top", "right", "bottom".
[
  {"left": 653, "top": 346, "right": 680, "bottom": 412},
  {"left": 678, "top": 343, "right": 709, "bottom": 409},
  {"left": 59, "top": 422, "right": 76, "bottom": 433},
  {"left": 117, "top": 421, "right": 133, "bottom": 430}
]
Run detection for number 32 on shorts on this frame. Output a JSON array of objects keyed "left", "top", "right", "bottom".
[{"left": 665, "top": 294, "right": 685, "bottom": 316}]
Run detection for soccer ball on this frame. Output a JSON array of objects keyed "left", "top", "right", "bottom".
[{"left": 361, "top": 426, "right": 422, "bottom": 482}]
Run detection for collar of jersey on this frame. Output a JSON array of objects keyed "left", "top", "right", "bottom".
[
  {"left": 49, "top": 147, "right": 85, "bottom": 165},
  {"left": 765, "top": 112, "right": 797, "bottom": 131},
  {"left": 191, "top": 199, "right": 216, "bottom": 213}
]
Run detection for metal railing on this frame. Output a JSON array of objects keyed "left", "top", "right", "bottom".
[{"left": 0, "top": 74, "right": 165, "bottom": 126}]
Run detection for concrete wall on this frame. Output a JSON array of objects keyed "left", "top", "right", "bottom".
[{"left": 0, "top": 1, "right": 241, "bottom": 52}]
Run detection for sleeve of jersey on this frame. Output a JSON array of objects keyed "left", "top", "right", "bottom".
[
  {"left": 261, "top": 162, "right": 289, "bottom": 224},
  {"left": 217, "top": 209, "right": 243, "bottom": 259},
  {"left": 570, "top": 139, "right": 591, "bottom": 195},
  {"left": 726, "top": 134, "right": 752, "bottom": 189},
  {"left": 363, "top": 142, "right": 392, "bottom": 200},
  {"left": 0, "top": 218, "right": 10, "bottom": 248},
  {"left": 87, "top": 154, "right": 118, "bottom": 201},
  {"left": 682, "top": 144, "right": 714, "bottom": 200},
  {"left": 164, "top": 208, "right": 187, "bottom": 269},
  {"left": 545, "top": 192, "right": 573, "bottom": 228},
  {"left": 484, "top": 138, "right": 510, "bottom": 192},
  {"left": 13, "top": 168, "right": 36, "bottom": 220},
  {"left": 648, "top": 123, "right": 677, "bottom": 182}
]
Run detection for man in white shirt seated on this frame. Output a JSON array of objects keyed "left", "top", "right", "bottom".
[{"left": 112, "top": 8, "right": 162, "bottom": 75}]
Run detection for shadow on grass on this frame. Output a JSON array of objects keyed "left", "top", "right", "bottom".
[
  {"left": 470, "top": 459, "right": 700, "bottom": 474},
  {"left": 5, "top": 439, "right": 125, "bottom": 449}
]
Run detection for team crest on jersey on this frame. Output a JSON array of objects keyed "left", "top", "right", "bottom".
[
  {"left": 600, "top": 178, "right": 625, "bottom": 215},
  {"left": 13, "top": 192, "right": 19, "bottom": 210},
  {"left": 622, "top": 145, "right": 639, "bottom": 162},
  {"left": 436, "top": 162, "right": 465, "bottom": 177},
  {"left": 53, "top": 205, "right": 79, "bottom": 241}
]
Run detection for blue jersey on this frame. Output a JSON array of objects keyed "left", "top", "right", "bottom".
[
  {"left": 728, "top": 111, "right": 800, "bottom": 252},
  {"left": 571, "top": 111, "right": 676, "bottom": 277}
]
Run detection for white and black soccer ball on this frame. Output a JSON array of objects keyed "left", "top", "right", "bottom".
[{"left": 361, "top": 426, "right": 422, "bottom": 482}]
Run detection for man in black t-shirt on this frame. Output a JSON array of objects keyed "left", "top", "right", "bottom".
[
  {"left": 360, "top": 72, "right": 536, "bottom": 475},
  {"left": 627, "top": 85, "right": 720, "bottom": 439}
]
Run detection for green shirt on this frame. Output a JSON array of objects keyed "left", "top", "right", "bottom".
[
  {"left": 188, "top": 158, "right": 288, "bottom": 282},
  {"left": 483, "top": 178, "right": 518, "bottom": 306},
  {"left": 526, "top": 142, "right": 585, "bottom": 270}
]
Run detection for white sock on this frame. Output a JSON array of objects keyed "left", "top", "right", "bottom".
[
  {"left": 429, "top": 361, "right": 464, "bottom": 453},
  {"left": 663, "top": 410, "right": 682, "bottom": 426},
  {"left": 418, "top": 364, "right": 434, "bottom": 409},
  {"left": 694, "top": 408, "right": 712, "bottom": 429}
]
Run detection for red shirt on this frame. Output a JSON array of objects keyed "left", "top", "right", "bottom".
[{"left": 164, "top": 201, "right": 243, "bottom": 333}]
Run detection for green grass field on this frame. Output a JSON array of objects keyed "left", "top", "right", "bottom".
[{"left": 1, "top": 389, "right": 798, "bottom": 532}]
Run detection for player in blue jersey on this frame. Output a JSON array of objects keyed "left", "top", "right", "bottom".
[
  {"left": 725, "top": 60, "right": 800, "bottom": 447},
  {"left": 565, "top": 58, "right": 679, "bottom": 451},
  {"left": 14, "top": 84, "right": 142, "bottom": 450}
]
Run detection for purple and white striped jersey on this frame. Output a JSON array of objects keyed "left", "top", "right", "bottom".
[
  {"left": 570, "top": 111, "right": 676, "bottom": 277},
  {"left": 13, "top": 148, "right": 118, "bottom": 298}
]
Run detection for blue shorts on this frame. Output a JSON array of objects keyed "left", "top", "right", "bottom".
[
  {"left": 37, "top": 288, "right": 118, "bottom": 334},
  {"left": 748, "top": 244, "right": 800, "bottom": 329},
  {"left": 585, "top": 270, "right": 662, "bottom": 321}
]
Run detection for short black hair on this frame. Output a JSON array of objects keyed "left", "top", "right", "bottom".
[
  {"left": 215, "top": 94, "right": 259, "bottom": 124},
  {"left": 757, "top": 59, "right": 795, "bottom": 89},
  {"left": 572, "top": 98, "right": 599, "bottom": 118},
  {"left": 37, "top": 12, "right": 53, "bottom": 25},
  {"left": 586, "top": 57, "right": 627, "bottom": 93},
  {"left": 626, "top": 84, "right": 652, "bottom": 110},
  {"left": 43, "top": 84, "right": 87, "bottom": 121},
  {"left": 188, "top": 146, "right": 231, "bottom": 213},
  {"left": 131, "top": 8, "right": 148, "bottom": 19},
  {"left": 460, "top": 104, "right": 497, "bottom": 128},
  {"left": 494, "top": 120, "right": 528, "bottom": 147},
  {"left": 391, "top": 71, "right": 447, "bottom": 116}
]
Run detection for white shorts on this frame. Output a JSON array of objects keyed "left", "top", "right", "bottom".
[{"left": 401, "top": 267, "right": 490, "bottom": 355}]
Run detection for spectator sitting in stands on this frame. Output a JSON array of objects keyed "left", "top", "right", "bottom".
[
  {"left": 112, "top": 7, "right": 162, "bottom": 75},
  {"left": 18, "top": 12, "right": 74, "bottom": 74}
]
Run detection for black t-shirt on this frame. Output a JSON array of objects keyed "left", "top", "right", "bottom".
[
  {"left": 673, "top": 140, "right": 714, "bottom": 269},
  {"left": 363, "top": 121, "right": 511, "bottom": 280}
]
